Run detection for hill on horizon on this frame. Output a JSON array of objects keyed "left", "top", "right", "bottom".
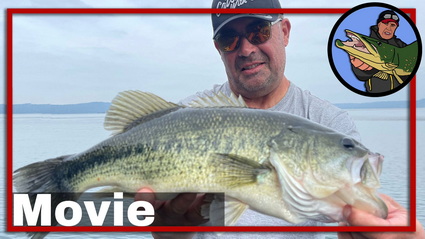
[{"left": 1, "top": 98, "right": 424, "bottom": 114}]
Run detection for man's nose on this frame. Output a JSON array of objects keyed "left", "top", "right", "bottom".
[{"left": 237, "top": 37, "right": 257, "bottom": 57}]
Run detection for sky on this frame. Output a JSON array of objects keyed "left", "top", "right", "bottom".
[{"left": 0, "top": 0, "right": 424, "bottom": 105}]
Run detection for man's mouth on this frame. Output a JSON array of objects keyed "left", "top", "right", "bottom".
[{"left": 242, "top": 62, "right": 264, "bottom": 71}]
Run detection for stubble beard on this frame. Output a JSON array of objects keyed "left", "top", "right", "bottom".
[{"left": 233, "top": 71, "right": 279, "bottom": 98}]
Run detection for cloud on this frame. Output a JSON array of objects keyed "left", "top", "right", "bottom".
[{"left": 12, "top": 13, "right": 222, "bottom": 104}]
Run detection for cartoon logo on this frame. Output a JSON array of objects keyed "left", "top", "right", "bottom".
[{"left": 328, "top": 3, "right": 422, "bottom": 97}]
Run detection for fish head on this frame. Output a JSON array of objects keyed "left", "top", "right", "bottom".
[
  {"left": 335, "top": 29, "right": 398, "bottom": 72},
  {"left": 270, "top": 126, "right": 388, "bottom": 223}
]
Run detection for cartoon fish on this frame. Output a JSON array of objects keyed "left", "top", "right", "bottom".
[{"left": 336, "top": 29, "right": 418, "bottom": 86}]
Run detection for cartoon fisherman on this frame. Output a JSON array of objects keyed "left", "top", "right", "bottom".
[{"left": 337, "top": 10, "right": 417, "bottom": 93}]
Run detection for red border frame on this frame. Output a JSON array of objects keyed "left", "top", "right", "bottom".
[{"left": 6, "top": 8, "right": 417, "bottom": 233}]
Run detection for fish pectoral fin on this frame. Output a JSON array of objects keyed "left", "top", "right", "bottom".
[
  {"left": 104, "top": 90, "right": 182, "bottom": 135},
  {"left": 224, "top": 196, "right": 249, "bottom": 226},
  {"left": 212, "top": 153, "right": 271, "bottom": 187}
]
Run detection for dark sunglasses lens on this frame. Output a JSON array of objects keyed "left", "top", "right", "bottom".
[
  {"left": 217, "top": 36, "right": 239, "bottom": 51},
  {"left": 217, "top": 34, "right": 240, "bottom": 52},
  {"left": 247, "top": 22, "right": 271, "bottom": 45},
  {"left": 216, "top": 21, "right": 272, "bottom": 52}
]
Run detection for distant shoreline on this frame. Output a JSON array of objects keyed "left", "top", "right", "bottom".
[{"left": 1, "top": 99, "right": 424, "bottom": 114}]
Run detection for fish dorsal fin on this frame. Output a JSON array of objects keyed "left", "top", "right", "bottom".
[
  {"left": 104, "top": 90, "right": 180, "bottom": 135},
  {"left": 188, "top": 91, "right": 247, "bottom": 108}
]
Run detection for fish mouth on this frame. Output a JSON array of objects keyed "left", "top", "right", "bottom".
[
  {"left": 336, "top": 30, "right": 378, "bottom": 56},
  {"left": 335, "top": 30, "right": 386, "bottom": 71},
  {"left": 323, "top": 181, "right": 388, "bottom": 222},
  {"left": 333, "top": 152, "right": 388, "bottom": 221},
  {"left": 278, "top": 152, "right": 388, "bottom": 222},
  {"left": 345, "top": 33, "right": 369, "bottom": 53},
  {"left": 349, "top": 152, "right": 383, "bottom": 187}
]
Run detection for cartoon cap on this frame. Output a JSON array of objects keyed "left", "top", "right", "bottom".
[
  {"left": 377, "top": 10, "right": 399, "bottom": 26},
  {"left": 211, "top": 0, "right": 282, "bottom": 38}
]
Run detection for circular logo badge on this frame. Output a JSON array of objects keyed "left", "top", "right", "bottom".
[{"left": 328, "top": 3, "right": 422, "bottom": 97}]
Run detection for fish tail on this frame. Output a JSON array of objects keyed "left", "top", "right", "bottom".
[
  {"left": 14, "top": 155, "right": 73, "bottom": 193},
  {"left": 13, "top": 155, "right": 77, "bottom": 239}
]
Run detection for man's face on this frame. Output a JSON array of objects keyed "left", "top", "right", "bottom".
[
  {"left": 214, "top": 17, "right": 290, "bottom": 99},
  {"left": 377, "top": 21, "right": 398, "bottom": 40}
]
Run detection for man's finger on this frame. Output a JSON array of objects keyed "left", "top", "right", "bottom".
[
  {"left": 167, "top": 193, "right": 198, "bottom": 215},
  {"left": 135, "top": 187, "right": 165, "bottom": 210},
  {"left": 345, "top": 205, "right": 389, "bottom": 227},
  {"left": 379, "top": 193, "right": 403, "bottom": 210},
  {"left": 350, "top": 57, "right": 363, "bottom": 67},
  {"left": 135, "top": 187, "right": 155, "bottom": 203},
  {"left": 185, "top": 194, "right": 210, "bottom": 223},
  {"left": 350, "top": 57, "right": 372, "bottom": 70},
  {"left": 358, "top": 64, "right": 372, "bottom": 71}
]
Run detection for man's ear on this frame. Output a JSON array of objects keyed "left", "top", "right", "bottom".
[{"left": 281, "top": 18, "right": 291, "bottom": 47}]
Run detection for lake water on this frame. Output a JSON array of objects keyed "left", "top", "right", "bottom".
[{"left": 1, "top": 108, "right": 424, "bottom": 238}]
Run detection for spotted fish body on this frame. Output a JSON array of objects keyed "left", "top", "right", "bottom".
[{"left": 14, "top": 91, "right": 387, "bottom": 238}]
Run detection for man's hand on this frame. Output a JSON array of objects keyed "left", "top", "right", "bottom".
[
  {"left": 135, "top": 187, "right": 210, "bottom": 239},
  {"left": 338, "top": 194, "right": 425, "bottom": 239},
  {"left": 350, "top": 56, "right": 373, "bottom": 71}
]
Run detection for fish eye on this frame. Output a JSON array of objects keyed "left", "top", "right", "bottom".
[
  {"left": 341, "top": 137, "right": 355, "bottom": 150},
  {"left": 377, "top": 42, "right": 382, "bottom": 46}
]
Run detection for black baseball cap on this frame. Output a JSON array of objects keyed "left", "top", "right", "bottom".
[
  {"left": 377, "top": 10, "right": 400, "bottom": 26},
  {"left": 211, "top": 0, "right": 282, "bottom": 38}
]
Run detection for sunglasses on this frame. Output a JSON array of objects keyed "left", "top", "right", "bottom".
[
  {"left": 214, "top": 18, "right": 282, "bottom": 52},
  {"left": 383, "top": 13, "right": 399, "bottom": 21}
]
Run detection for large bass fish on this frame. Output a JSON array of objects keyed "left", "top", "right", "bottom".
[{"left": 14, "top": 90, "right": 387, "bottom": 236}]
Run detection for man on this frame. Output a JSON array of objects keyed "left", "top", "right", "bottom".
[
  {"left": 350, "top": 10, "right": 408, "bottom": 93},
  {"left": 137, "top": 1, "right": 424, "bottom": 238}
]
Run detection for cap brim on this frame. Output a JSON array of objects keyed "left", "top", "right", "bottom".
[
  {"left": 381, "top": 19, "right": 399, "bottom": 25},
  {"left": 213, "top": 14, "right": 278, "bottom": 38}
]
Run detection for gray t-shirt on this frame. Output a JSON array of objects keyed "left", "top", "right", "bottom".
[{"left": 180, "top": 81, "right": 360, "bottom": 238}]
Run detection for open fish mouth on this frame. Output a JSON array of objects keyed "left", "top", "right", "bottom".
[
  {"left": 349, "top": 152, "right": 383, "bottom": 187},
  {"left": 340, "top": 31, "right": 371, "bottom": 54}
]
